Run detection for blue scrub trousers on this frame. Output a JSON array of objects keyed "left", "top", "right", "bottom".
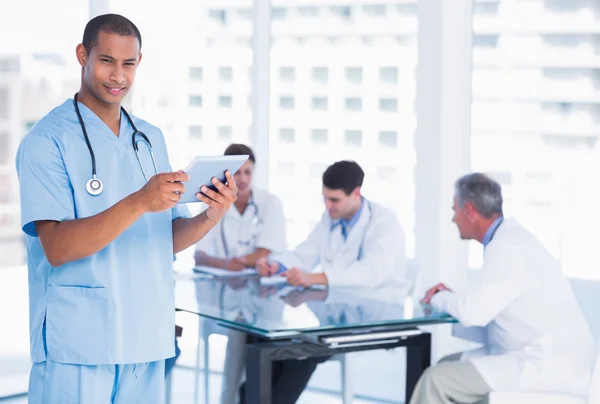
[{"left": 28, "top": 359, "right": 166, "bottom": 404}]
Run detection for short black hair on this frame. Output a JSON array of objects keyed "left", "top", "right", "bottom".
[
  {"left": 224, "top": 143, "right": 256, "bottom": 164},
  {"left": 322, "top": 160, "right": 364, "bottom": 195},
  {"left": 82, "top": 14, "right": 142, "bottom": 53}
]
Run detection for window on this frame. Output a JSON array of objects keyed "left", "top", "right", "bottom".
[
  {"left": 331, "top": 6, "right": 352, "bottom": 18},
  {"left": 219, "top": 67, "right": 233, "bottom": 82},
  {"left": 218, "top": 96, "right": 232, "bottom": 108},
  {"left": 379, "top": 131, "right": 397, "bottom": 148},
  {"left": 0, "top": 132, "right": 9, "bottom": 164},
  {"left": 380, "top": 67, "right": 398, "bottom": 84},
  {"left": 396, "top": 4, "right": 417, "bottom": 14},
  {"left": 189, "top": 67, "right": 203, "bottom": 81},
  {"left": 312, "top": 67, "right": 328, "bottom": 83},
  {"left": 189, "top": 126, "right": 202, "bottom": 140},
  {"left": 377, "top": 166, "right": 399, "bottom": 181},
  {"left": 217, "top": 126, "right": 232, "bottom": 142},
  {"left": 345, "top": 98, "right": 362, "bottom": 111},
  {"left": 0, "top": 87, "right": 8, "bottom": 119},
  {"left": 279, "top": 128, "right": 295, "bottom": 144},
  {"left": 311, "top": 129, "right": 328, "bottom": 144},
  {"left": 345, "top": 67, "right": 362, "bottom": 83},
  {"left": 473, "top": 34, "right": 499, "bottom": 48},
  {"left": 279, "top": 96, "right": 295, "bottom": 109},
  {"left": 344, "top": 130, "right": 362, "bottom": 146},
  {"left": 272, "top": 7, "right": 287, "bottom": 19},
  {"left": 208, "top": 9, "right": 227, "bottom": 24},
  {"left": 237, "top": 8, "right": 251, "bottom": 20},
  {"left": 189, "top": 95, "right": 203, "bottom": 107},
  {"left": 280, "top": 67, "right": 295, "bottom": 82},
  {"left": 298, "top": 6, "right": 319, "bottom": 17},
  {"left": 312, "top": 97, "right": 328, "bottom": 110},
  {"left": 379, "top": 98, "right": 398, "bottom": 112},
  {"left": 363, "top": 4, "right": 386, "bottom": 16}
]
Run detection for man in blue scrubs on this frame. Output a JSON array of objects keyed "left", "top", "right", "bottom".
[{"left": 15, "top": 14, "right": 238, "bottom": 403}]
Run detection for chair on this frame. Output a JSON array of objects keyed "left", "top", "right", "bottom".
[{"left": 488, "top": 278, "right": 600, "bottom": 404}]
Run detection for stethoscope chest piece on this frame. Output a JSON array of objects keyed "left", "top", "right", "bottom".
[{"left": 86, "top": 175, "right": 104, "bottom": 196}]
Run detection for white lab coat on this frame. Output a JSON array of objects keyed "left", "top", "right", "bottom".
[
  {"left": 431, "top": 217, "right": 596, "bottom": 396},
  {"left": 196, "top": 188, "right": 287, "bottom": 258},
  {"left": 271, "top": 199, "right": 406, "bottom": 288}
]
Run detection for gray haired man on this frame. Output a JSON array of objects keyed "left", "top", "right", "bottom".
[{"left": 412, "top": 173, "right": 594, "bottom": 404}]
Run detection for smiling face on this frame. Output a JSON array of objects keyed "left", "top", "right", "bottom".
[{"left": 76, "top": 31, "right": 142, "bottom": 107}]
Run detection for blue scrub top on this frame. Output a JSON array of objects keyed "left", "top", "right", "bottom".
[{"left": 15, "top": 99, "right": 190, "bottom": 365}]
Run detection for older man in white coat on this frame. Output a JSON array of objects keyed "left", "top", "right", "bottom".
[{"left": 413, "top": 173, "right": 596, "bottom": 404}]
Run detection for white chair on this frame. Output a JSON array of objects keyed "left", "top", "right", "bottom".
[{"left": 489, "top": 278, "right": 600, "bottom": 404}]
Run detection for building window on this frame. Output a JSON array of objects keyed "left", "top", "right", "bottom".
[
  {"left": 363, "top": 4, "right": 386, "bottom": 16},
  {"left": 312, "top": 97, "right": 328, "bottom": 110},
  {"left": 0, "top": 132, "right": 9, "bottom": 164},
  {"left": 272, "top": 7, "right": 287, "bottom": 19},
  {"left": 219, "top": 67, "right": 233, "bottom": 82},
  {"left": 298, "top": 6, "right": 319, "bottom": 17},
  {"left": 279, "top": 96, "right": 295, "bottom": 109},
  {"left": 189, "top": 67, "right": 203, "bottom": 81},
  {"left": 380, "top": 67, "right": 398, "bottom": 84},
  {"left": 0, "top": 87, "right": 8, "bottom": 119},
  {"left": 237, "top": 8, "right": 252, "bottom": 20},
  {"left": 473, "top": 34, "right": 499, "bottom": 48},
  {"left": 208, "top": 9, "right": 227, "bottom": 24},
  {"left": 312, "top": 67, "right": 328, "bottom": 83},
  {"left": 311, "top": 129, "right": 328, "bottom": 144},
  {"left": 344, "top": 130, "right": 362, "bottom": 146},
  {"left": 280, "top": 67, "right": 295, "bottom": 82},
  {"left": 189, "top": 95, "right": 203, "bottom": 107},
  {"left": 379, "top": 98, "right": 398, "bottom": 112},
  {"left": 379, "top": 131, "right": 397, "bottom": 148},
  {"left": 345, "top": 98, "right": 362, "bottom": 111},
  {"left": 217, "top": 126, "right": 232, "bottom": 142},
  {"left": 218, "top": 95, "right": 232, "bottom": 108},
  {"left": 189, "top": 126, "right": 203, "bottom": 140},
  {"left": 331, "top": 5, "right": 352, "bottom": 18},
  {"left": 279, "top": 128, "right": 295, "bottom": 144},
  {"left": 345, "top": 67, "right": 362, "bottom": 83}
]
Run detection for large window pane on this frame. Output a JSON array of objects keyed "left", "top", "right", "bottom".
[
  {"left": 470, "top": 0, "right": 600, "bottom": 279},
  {"left": 269, "top": 3, "right": 418, "bottom": 252}
]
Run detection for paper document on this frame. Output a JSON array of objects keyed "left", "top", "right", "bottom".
[
  {"left": 193, "top": 265, "right": 256, "bottom": 277},
  {"left": 259, "top": 275, "right": 288, "bottom": 285}
]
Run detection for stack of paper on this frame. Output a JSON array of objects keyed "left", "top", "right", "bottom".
[{"left": 193, "top": 265, "right": 256, "bottom": 277}]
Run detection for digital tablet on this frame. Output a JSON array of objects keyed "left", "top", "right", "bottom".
[{"left": 178, "top": 155, "right": 248, "bottom": 204}]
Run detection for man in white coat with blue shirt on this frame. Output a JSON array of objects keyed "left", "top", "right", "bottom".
[
  {"left": 247, "top": 160, "right": 407, "bottom": 404},
  {"left": 414, "top": 173, "right": 595, "bottom": 404}
]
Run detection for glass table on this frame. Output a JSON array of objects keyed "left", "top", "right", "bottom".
[{"left": 175, "top": 274, "right": 455, "bottom": 404}]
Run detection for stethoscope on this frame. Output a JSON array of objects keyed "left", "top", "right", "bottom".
[
  {"left": 73, "top": 93, "right": 158, "bottom": 196},
  {"left": 221, "top": 192, "right": 261, "bottom": 257},
  {"left": 324, "top": 199, "right": 373, "bottom": 265}
]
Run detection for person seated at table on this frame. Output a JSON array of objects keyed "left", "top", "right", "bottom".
[
  {"left": 413, "top": 173, "right": 595, "bottom": 404},
  {"left": 239, "top": 160, "right": 407, "bottom": 404},
  {"left": 193, "top": 143, "right": 287, "bottom": 404},
  {"left": 194, "top": 143, "right": 287, "bottom": 270}
]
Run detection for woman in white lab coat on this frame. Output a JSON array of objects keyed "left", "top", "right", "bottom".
[
  {"left": 415, "top": 173, "right": 595, "bottom": 404},
  {"left": 193, "top": 144, "right": 287, "bottom": 404},
  {"left": 194, "top": 143, "right": 287, "bottom": 270}
]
